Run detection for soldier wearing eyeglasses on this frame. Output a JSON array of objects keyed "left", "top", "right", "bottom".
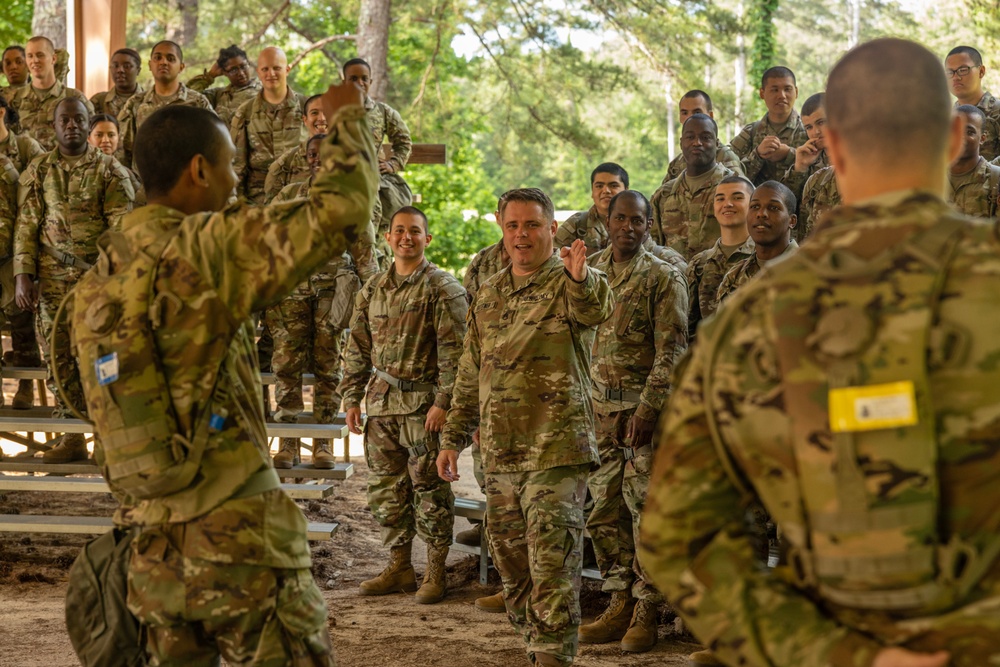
[
  {"left": 945, "top": 46, "right": 1000, "bottom": 161},
  {"left": 187, "top": 44, "right": 262, "bottom": 128}
]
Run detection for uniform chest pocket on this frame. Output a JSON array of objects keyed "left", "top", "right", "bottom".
[{"left": 614, "top": 289, "right": 651, "bottom": 341}]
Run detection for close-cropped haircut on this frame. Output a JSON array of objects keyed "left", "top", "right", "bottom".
[
  {"left": 681, "top": 89, "right": 713, "bottom": 110},
  {"left": 801, "top": 92, "right": 825, "bottom": 117},
  {"left": 151, "top": 40, "right": 183, "bottom": 62},
  {"left": 718, "top": 174, "right": 754, "bottom": 192},
  {"left": 134, "top": 106, "right": 229, "bottom": 198},
  {"left": 112, "top": 48, "right": 141, "bottom": 68},
  {"left": 343, "top": 57, "right": 370, "bottom": 74},
  {"left": 390, "top": 205, "right": 429, "bottom": 233},
  {"left": 754, "top": 180, "right": 797, "bottom": 213},
  {"left": 607, "top": 189, "right": 652, "bottom": 220},
  {"left": 947, "top": 46, "right": 983, "bottom": 66},
  {"left": 27, "top": 36, "right": 55, "bottom": 52},
  {"left": 827, "top": 38, "right": 952, "bottom": 166},
  {"left": 498, "top": 187, "right": 555, "bottom": 222},
  {"left": 303, "top": 94, "right": 323, "bottom": 114},
  {"left": 0, "top": 95, "right": 19, "bottom": 128},
  {"left": 761, "top": 66, "right": 796, "bottom": 87},
  {"left": 591, "top": 162, "right": 629, "bottom": 189},
  {"left": 956, "top": 104, "right": 985, "bottom": 125},
  {"left": 216, "top": 44, "right": 247, "bottom": 69},
  {"left": 2, "top": 45, "right": 25, "bottom": 60},
  {"left": 682, "top": 112, "right": 719, "bottom": 136},
  {"left": 90, "top": 113, "right": 119, "bottom": 131}
]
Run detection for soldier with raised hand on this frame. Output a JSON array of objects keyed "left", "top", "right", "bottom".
[
  {"left": 264, "top": 93, "right": 328, "bottom": 201},
  {"left": 783, "top": 93, "right": 830, "bottom": 240},
  {"left": 948, "top": 104, "right": 1000, "bottom": 218},
  {"left": 555, "top": 163, "right": 627, "bottom": 256},
  {"left": 578, "top": 190, "right": 687, "bottom": 654},
  {"left": 663, "top": 90, "right": 744, "bottom": 182},
  {"left": 340, "top": 206, "right": 467, "bottom": 605},
  {"left": 13, "top": 98, "right": 134, "bottom": 461},
  {"left": 640, "top": 38, "right": 1000, "bottom": 667},
  {"left": 89, "top": 48, "right": 144, "bottom": 119},
  {"left": 7, "top": 36, "right": 93, "bottom": 151},
  {"left": 946, "top": 45, "right": 1000, "bottom": 161},
  {"left": 685, "top": 175, "right": 755, "bottom": 339},
  {"left": 652, "top": 113, "right": 734, "bottom": 259},
  {"left": 730, "top": 66, "right": 807, "bottom": 185},
  {"left": 187, "top": 44, "right": 261, "bottom": 128},
  {"left": 118, "top": 41, "right": 214, "bottom": 170},
  {"left": 438, "top": 188, "right": 613, "bottom": 667}
]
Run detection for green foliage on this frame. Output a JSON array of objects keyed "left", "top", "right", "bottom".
[
  {"left": 749, "top": 0, "right": 780, "bottom": 101},
  {"left": 0, "top": 0, "right": 34, "bottom": 53}
]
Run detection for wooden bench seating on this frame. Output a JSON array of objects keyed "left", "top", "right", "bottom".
[
  {"left": 0, "top": 514, "right": 339, "bottom": 541},
  {"left": 0, "top": 474, "right": 340, "bottom": 499},
  {"left": 0, "top": 460, "right": 354, "bottom": 481}
]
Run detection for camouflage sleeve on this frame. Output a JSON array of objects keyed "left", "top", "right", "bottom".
[
  {"left": 566, "top": 266, "right": 614, "bottom": 328},
  {"left": 729, "top": 122, "right": 764, "bottom": 183},
  {"left": 339, "top": 281, "right": 375, "bottom": 411},
  {"left": 649, "top": 186, "right": 667, "bottom": 246},
  {"left": 13, "top": 160, "right": 42, "bottom": 276},
  {"left": 264, "top": 151, "right": 290, "bottom": 201},
  {"left": 554, "top": 213, "right": 581, "bottom": 249},
  {"left": 230, "top": 105, "right": 251, "bottom": 200},
  {"left": 685, "top": 257, "right": 703, "bottom": 340},
  {"left": 462, "top": 250, "right": 484, "bottom": 304},
  {"left": 638, "top": 316, "right": 885, "bottom": 667},
  {"left": 102, "top": 161, "right": 136, "bottom": 229},
  {"left": 19, "top": 135, "right": 45, "bottom": 165},
  {"left": 440, "top": 306, "right": 482, "bottom": 452},
  {"left": 983, "top": 116, "right": 1000, "bottom": 162},
  {"left": 0, "top": 156, "right": 17, "bottom": 256},
  {"left": 432, "top": 280, "right": 469, "bottom": 410},
  {"left": 186, "top": 73, "right": 219, "bottom": 104},
  {"left": 719, "top": 144, "right": 746, "bottom": 177},
  {"left": 798, "top": 171, "right": 821, "bottom": 242},
  {"left": 383, "top": 105, "right": 412, "bottom": 172},
  {"left": 637, "top": 268, "right": 688, "bottom": 422},
  {"left": 88, "top": 91, "right": 104, "bottom": 114},
  {"left": 349, "top": 219, "right": 379, "bottom": 283},
  {"left": 782, "top": 164, "right": 810, "bottom": 203},
  {"left": 117, "top": 97, "right": 138, "bottom": 170},
  {"left": 54, "top": 49, "right": 69, "bottom": 84},
  {"left": 715, "top": 264, "right": 739, "bottom": 305}
]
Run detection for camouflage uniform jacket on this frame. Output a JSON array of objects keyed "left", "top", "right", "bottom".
[
  {"left": 103, "top": 104, "right": 377, "bottom": 546},
  {"left": 974, "top": 91, "right": 1000, "bottom": 162},
  {"left": 555, "top": 206, "right": 608, "bottom": 256},
  {"left": 7, "top": 82, "right": 94, "bottom": 151},
  {"left": 663, "top": 140, "right": 745, "bottom": 184},
  {"left": 0, "top": 130, "right": 44, "bottom": 173},
  {"left": 729, "top": 110, "right": 808, "bottom": 185},
  {"left": 187, "top": 74, "right": 262, "bottom": 128},
  {"left": 264, "top": 141, "right": 309, "bottom": 202},
  {"left": 340, "top": 259, "right": 468, "bottom": 417},
  {"left": 643, "top": 237, "right": 689, "bottom": 277},
  {"left": 89, "top": 84, "right": 145, "bottom": 119},
  {"left": 462, "top": 238, "right": 508, "bottom": 304},
  {"left": 440, "top": 254, "right": 613, "bottom": 472},
  {"left": 118, "top": 84, "right": 215, "bottom": 169},
  {"left": 716, "top": 239, "right": 798, "bottom": 303},
  {"left": 639, "top": 192, "right": 1000, "bottom": 667},
  {"left": 0, "top": 131, "right": 43, "bottom": 255},
  {"left": 0, "top": 82, "right": 27, "bottom": 104},
  {"left": 685, "top": 236, "right": 755, "bottom": 339},
  {"left": 14, "top": 144, "right": 135, "bottom": 280},
  {"left": 231, "top": 89, "right": 306, "bottom": 204},
  {"left": 799, "top": 165, "right": 841, "bottom": 242},
  {"left": 651, "top": 162, "right": 733, "bottom": 259},
  {"left": 366, "top": 97, "right": 412, "bottom": 173},
  {"left": 948, "top": 156, "right": 1000, "bottom": 219},
  {"left": 590, "top": 245, "right": 688, "bottom": 422},
  {"left": 782, "top": 149, "right": 830, "bottom": 204}
]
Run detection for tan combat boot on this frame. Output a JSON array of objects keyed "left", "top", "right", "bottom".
[
  {"left": 414, "top": 545, "right": 448, "bottom": 604},
  {"left": 455, "top": 522, "right": 483, "bottom": 547},
  {"left": 621, "top": 599, "right": 658, "bottom": 653},
  {"left": 532, "top": 652, "right": 568, "bottom": 666},
  {"left": 312, "top": 438, "right": 336, "bottom": 469},
  {"left": 272, "top": 437, "right": 299, "bottom": 469},
  {"left": 11, "top": 379, "right": 33, "bottom": 410},
  {"left": 688, "top": 649, "right": 724, "bottom": 665},
  {"left": 474, "top": 591, "right": 506, "bottom": 613},
  {"left": 577, "top": 590, "right": 636, "bottom": 644},
  {"left": 359, "top": 543, "right": 418, "bottom": 596},
  {"left": 42, "top": 433, "right": 88, "bottom": 463}
]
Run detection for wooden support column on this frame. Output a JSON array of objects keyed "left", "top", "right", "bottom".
[{"left": 72, "top": 0, "right": 128, "bottom": 98}]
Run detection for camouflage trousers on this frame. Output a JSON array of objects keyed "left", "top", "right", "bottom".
[
  {"left": 587, "top": 409, "right": 662, "bottom": 603},
  {"left": 128, "top": 526, "right": 335, "bottom": 667},
  {"left": 265, "top": 294, "right": 343, "bottom": 424},
  {"left": 485, "top": 464, "right": 589, "bottom": 664},
  {"left": 36, "top": 276, "right": 84, "bottom": 418},
  {"left": 2, "top": 299, "right": 41, "bottom": 367},
  {"left": 364, "top": 414, "right": 455, "bottom": 549}
]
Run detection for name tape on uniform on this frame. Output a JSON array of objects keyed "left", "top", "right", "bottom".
[{"left": 828, "top": 381, "right": 918, "bottom": 433}]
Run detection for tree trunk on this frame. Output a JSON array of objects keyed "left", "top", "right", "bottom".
[
  {"left": 358, "top": 0, "right": 391, "bottom": 101},
  {"left": 32, "top": 0, "right": 67, "bottom": 48},
  {"left": 166, "top": 0, "right": 199, "bottom": 48}
]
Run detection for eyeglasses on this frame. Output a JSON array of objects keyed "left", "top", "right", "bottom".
[
  {"left": 225, "top": 63, "right": 250, "bottom": 76},
  {"left": 946, "top": 65, "right": 975, "bottom": 79}
]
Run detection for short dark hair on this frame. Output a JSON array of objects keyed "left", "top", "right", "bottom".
[
  {"left": 216, "top": 44, "right": 247, "bottom": 70},
  {"left": 682, "top": 112, "right": 719, "bottom": 136},
  {"left": 681, "top": 89, "right": 713, "bottom": 111},
  {"left": 947, "top": 46, "right": 983, "bottom": 67},
  {"left": 956, "top": 103, "right": 985, "bottom": 125},
  {"left": 306, "top": 133, "right": 326, "bottom": 149},
  {"left": 754, "top": 180, "right": 797, "bottom": 213},
  {"left": 0, "top": 94, "right": 19, "bottom": 128},
  {"left": 607, "top": 190, "right": 651, "bottom": 220},
  {"left": 390, "top": 205, "right": 429, "bottom": 233},
  {"left": 591, "top": 162, "right": 629, "bottom": 189},
  {"left": 761, "top": 66, "right": 796, "bottom": 87},
  {"left": 303, "top": 94, "right": 323, "bottom": 114},
  {"left": 53, "top": 96, "right": 88, "bottom": 123},
  {"left": 151, "top": 40, "right": 183, "bottom": 62},
  {"left": 90, "top": 113, "right": 119, "bottom": 131},
  {"left": 2, "top": 45, "right": 25, "bottom": 60},
  {"left": 498, "top": 187, "right": 555, "bottom": 222},
  {"left": 343, "top": 58, "right": 371, "bottom": 75},
  {"left": 801, "top": 93, "right": 825, "bottom": 117},
  {"left": 134, "top": 106, "right": 229, "bottom": 198},
  {"left": 112, "top": 48, "right": 141, "bottom": 68},
  {"left": 718, "top": 174, "right": 754, "bottom": 193}
]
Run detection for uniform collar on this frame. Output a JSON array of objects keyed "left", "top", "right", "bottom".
[
  {"left": 497, "top": 253, "right": 561, "bottom": 295},
  {"left": 52, "top": 143, "right": 100, "bottom": 170},
  {"left": 380, "top": 258, "right": 430, "bottom": 289}
]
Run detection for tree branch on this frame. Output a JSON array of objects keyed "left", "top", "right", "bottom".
[
  {"left": 411, "top": 8, "right": 444, "bottom": 109},
  {"left": 248, "top": 0, "right": 292, "bottom": 45},
  {"left": 289, "top": 34, "right": 357, "bottom": 70}
]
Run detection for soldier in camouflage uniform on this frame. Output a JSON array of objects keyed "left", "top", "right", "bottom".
[
  {"left": 716, "top": 180, "right": 798, "bottom": 303},
  {"left": 89, "top": 49, "right": 144, "bottom": 119},
  {"left": 187, "top": 44, "right": 262, "bottom": 128},
  {"left": 577, "top": 190, "right": 687, "bottom": 654},
  {"left": 87, "top": 114, "right": 143, "bottom": 201},
  {"left": 663, "top": 90, "right": 744, "bottom": 183},
  {"left": 264, "top": 93, "right": 328, "bottom": 201},
  {"left": 8, "top": 37, "right": 92, "bottom": 151},
  {"left": 340, "top": 206, "right": 467, "bottom": 604},
  {"left": 948, "top": 105, "right": 1000, "bottom": 218},
  {"left": 640, "top": 40, "right": 1000, "bottom": 667},
  {"left": 729, "top": 66, "right": 808, "bottom": 185},
  {"left": 799, "top": 164, "right": 841, "bottom": 240},
  {"left": 1, "top": 46, "right": 29, "bottom": 102},
  {"left": 783, "top": 93, "right": 831, "bottom": 241},
  {"left": 685, "top": 175, "right": 755, "bottom": 339},
  {"left": 118, "top": 41, "right": 214, "bottom": 169},
  {"left": 14, "top": 98, "right": 134, "bottom": 461},
  {"left": 80, "top": 85, "right": 375, "bottom": 666},
  {"left": 555, "top": 163, "right": 626, "bottom": 255},
  {"left": 651, "top": 114, "right": 734, "bottom": 259},
  {"left": 439, "top": 188, "right": 613, "bottom": 667},
  {"left": 946, "top": 45, "right": 1000, "bottom": 162}
]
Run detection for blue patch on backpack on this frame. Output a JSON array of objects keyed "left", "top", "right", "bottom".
[
  {"left": 209, "top": 414, "right": 226, "bottom": 431},
  {"left": 95, "top": 353, "right": 120, "bottom": 386}
]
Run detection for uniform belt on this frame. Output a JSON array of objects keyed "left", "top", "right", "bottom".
[
  {"left": 623, "top": 444, "right": 652, "bottom": 461},
  {"left": 374, "top": 368, "right": 435, "bottom": 392},
  {"left": 593, "top": 381, "right": 642, "bottom": 402},
  {"left": 41, "top": 245, "right": 93, "bottom": 270}
]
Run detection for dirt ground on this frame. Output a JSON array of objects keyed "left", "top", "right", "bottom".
[{"left": 0, "top": 430, "right": 700, "bottom": 666}]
